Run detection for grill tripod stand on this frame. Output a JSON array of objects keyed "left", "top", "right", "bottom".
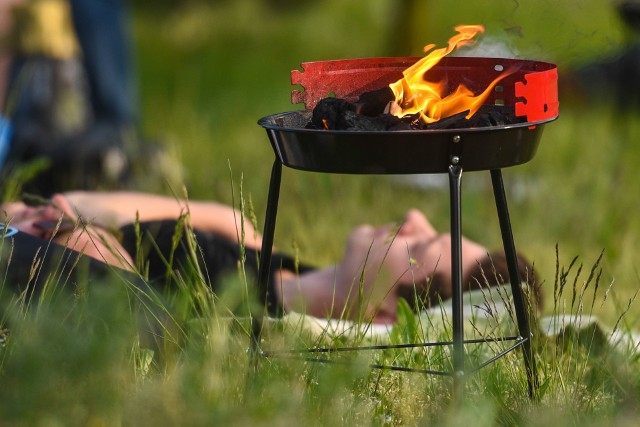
[
  {"left": 250, "top": 156, "right": 538, "bottom": 399},
  {"left": 249, "top": 56, "right": 558, "bottom": 399}
]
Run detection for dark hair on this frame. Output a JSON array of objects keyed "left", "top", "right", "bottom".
[{"left": 399, "top": 251, "right": 543, "bottom": 312}]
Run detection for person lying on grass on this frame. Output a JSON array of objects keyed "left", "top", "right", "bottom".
[{"left": 2, "top": 191, "right": 541, "bottom": 323}]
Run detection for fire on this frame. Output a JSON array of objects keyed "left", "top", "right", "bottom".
[{"left": 389, "top": 25, "right": 512, "bottom": 124}]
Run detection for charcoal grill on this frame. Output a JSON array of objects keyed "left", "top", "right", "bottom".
[{"left": 254, "top": 56, "right": 558, "bottom": 398}]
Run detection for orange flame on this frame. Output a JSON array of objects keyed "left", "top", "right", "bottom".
[{"left": 389, "top": 25, "right": 512, "bottom": 124}]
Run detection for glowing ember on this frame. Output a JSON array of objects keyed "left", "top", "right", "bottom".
[{"left": 389, "top": 25, "right": 514, "bottom": 124}]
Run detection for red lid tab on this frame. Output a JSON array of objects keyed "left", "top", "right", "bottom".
[{"left": 515, "top": 67, "right": 559, "bottom": 122}]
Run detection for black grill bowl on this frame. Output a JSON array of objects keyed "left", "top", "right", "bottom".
[{"left": 258, "top": 110, "right": 554, "bottom": 174}]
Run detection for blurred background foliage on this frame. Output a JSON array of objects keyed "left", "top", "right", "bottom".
[
  {"left": 126, "top": 0, "right": 640, "bottom": 323},
  {"left": 125, "top": 0, "right": 640, "bottom": 323},
  {"left": 1, "top": 3, "right": 640, "bottom": 425},
  {"left": 130, "top": 0, "right": 630, "bottom": 204}
]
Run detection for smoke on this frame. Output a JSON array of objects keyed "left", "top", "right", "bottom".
[{"left": 455, "top": 36, "right": 521, "bottom": 59}]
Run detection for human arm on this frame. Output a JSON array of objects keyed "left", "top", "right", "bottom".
[
  {"left": 52, "top": 191, "right": 263, "bottom": 248},
  {"left": 274, "top": 265, "right": 399, "bottom": 324},
  {"left": 273, "top": 224, "right": 408, "bottom": 324},
  {"left": 2, "top": 197, "right": 134, "bottom": 270}
]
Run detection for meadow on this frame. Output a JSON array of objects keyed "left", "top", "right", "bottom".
[
  {"left": 133, "top": 0, "right": 639, "bottom": 324},
  {"left": 2, "top": 0, "right": 640, "bottom": 425}
]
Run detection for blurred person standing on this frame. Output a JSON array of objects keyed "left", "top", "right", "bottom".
[
  {"left": 67, "top": 0, "right": 140, "bottom": 170},
  {"left": 0, "top": 0, "right": 27, "bottom": 110},
  {"left": 1, "top": 0, "right": 169, "bottom": 197},
  {"left": 2, "top": 0, "right": 94, "bottom": 193},
  {"left": 567, "top": 0, "right": 640, "bottom": 109},
  {"left": 0, "top": 0, "right": 28, "bottom": 169}
]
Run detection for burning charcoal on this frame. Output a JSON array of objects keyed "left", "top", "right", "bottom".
[
  {"left": 470, "top": 110, "right": 500, "bottom": 127},
  {"left": 341, "top": 110, "right": 411, "bottom": 131},
  {"left": 355, "top": 87, "right": 395, "bottom": 116},
  {"left": 423, "top": 111, "right": 471, "bottom": 130},
  {"left": 342, "top": 110, "right": 387, "bottom": 131},
  {"left": 310, "top": 97, "right": 524, "bottom": 131},
  {"left": 311, "top": 98, "right": 356, "bottom": 129},
  {"left": 460, "top": 105, "right": 524, "bottom": 128},
  {"left": 384, "top": 116, "right": 412, "bottom": 131},
  {"left": 311, "top": 97, "right": 410, "bottom": 131},
  {"left": 485, "top": 109, "right": 509, "bottom": 126}
]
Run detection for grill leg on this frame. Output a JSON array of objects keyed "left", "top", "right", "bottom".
[
  {"left": 251, "top": 158, "right": 283, "bottom": 360},
  {"left": 448, "top": 164, "right": 465, "bottom": 398},
  {"left": 490, "top": 169, "right": 539, "bottom": 399}
]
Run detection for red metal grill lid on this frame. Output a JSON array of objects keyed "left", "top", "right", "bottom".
[{"left": 290, "top": 56, "right": 558, "bottom": 123}]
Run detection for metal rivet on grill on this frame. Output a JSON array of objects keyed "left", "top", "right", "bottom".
[
  {"left": 451, "top": 155, "right": 460, "bottom": 165},
  {"left": 452, "top": 135, "right": 461, "bottom": 143}
]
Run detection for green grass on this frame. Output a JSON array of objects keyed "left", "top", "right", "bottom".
[
  {"left": 3, "top": 0, "right": 640, "bottom": 425},
  {"left": 1, "top": 241, "right": 639, "bottom": 425},
  {"left": 132, "top": 0, "right": 640, "bottom": 323}
]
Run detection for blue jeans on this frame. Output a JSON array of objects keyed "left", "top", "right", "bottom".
[{"left": 69, "top": 0, "right": 137, "bottom": 125}]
